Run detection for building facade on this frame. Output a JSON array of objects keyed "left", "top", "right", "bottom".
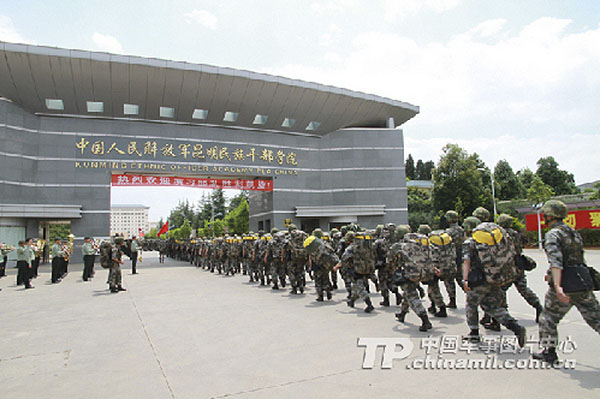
[
  {"left": 110, "top": 204, "right": 150, "bottom": 238},
  {"left": 0, "top": 42, "right": 418, "bottom": 256}
]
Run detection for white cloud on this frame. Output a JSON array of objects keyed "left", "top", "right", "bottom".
[
  {"left": 468, "top": 18, "right": 507, "bottom": 38},
  {"left": 184, "top": 9, "right": 218, "bottom": 30},
  {"left": 92, "top": 32, "right": 124, "bottom": 53},
  {"left": 0, "top": 15, "right": 27, "bottom": 43},
  {"left": 383, "top": 0, "right": 462, "bottom": 21},
  {"left": 311, "top": 0, "right": 361, "bottom": 15}
]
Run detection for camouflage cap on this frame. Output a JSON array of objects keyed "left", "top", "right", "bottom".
[
  {"left": 386, "top": 223, "right": 397, "bottom": 231},
  {"left": 473, "top": 207, "right": 491, "bottom": 222},
  {"left": 375, "top": 224, "right": 384, "bottom": 236},
  {"left": 312, "top": 228, "right": 323, "bottom": 238},
  {"left": 417, "top": 224, "right": 432, "bottom": 235},
  {"left": 344, "top": 231, "right": 355, "bottom": 241},
  {"left": 497, "top": 213, "right": 514, "bottom": 228},
  {"left": 114, "top": 237, "right": 125, "bottom": 245},
  {"left": 463, "top": 216, "right": 481, "bottom": 232},
  {"left": 288, "top": 224, "right": 297, "bottom": 232},
  {"left": 541, "top": 200, "right": 568, "bottom": 219},
  {"left": 340, "top": 226, "right": 349, "bottom": 235},
  {"left": 445, "top": 210, "right": 460, "bottom": 223},
  {"left": 394, "top": 225, "right": 409, "bottom": 240},
  {"left": 270, "top": 228, "right": 279, "bottom": 235}
]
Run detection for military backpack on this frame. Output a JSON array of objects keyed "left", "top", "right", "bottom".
[
  {"left": 99, "top": 242, "right": 112, "bottom": 269},
  {"left": 471, "top": 222, "right": 516, "bottom": 286},
  {"left": 428, "top": 230, "right": 456, "bottom": 278},
  {"left": 402, "top": 233, "right": 434, "bottom": 282},
  {"left": 351, "top": 234, "right": 375, "bottom": 275}
]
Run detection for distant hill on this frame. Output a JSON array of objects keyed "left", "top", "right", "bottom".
[{"left": 578, "top": 180, "right": 600, "bottom": 191}]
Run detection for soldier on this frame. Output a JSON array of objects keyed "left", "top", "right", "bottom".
[
  {"left": 82, "top": 237, "right": 96, "bottom": 281},
  {"left": 109, "top": 237, "right": 127, "bottom": 293},
  {"left": 284, "top": 225, "right": 308, "bottom": 294},
  {"left": 390, "top": 231, "right": 433, "bottom": 332},
  {"left": 461, "top": 216, "right": 526, "bottom": 346},
  {"left": 16, "top": 240, "right": 34, "bottom": 289},
  {"left": 427, "top": 229, "right": 456, "bottom": 318},
  {"left": 130, "top": 235, "right": 140, "bottom": 274},
  {"left": 497, "top": 214, "right": 544, "bottom": 322},
  {"left": 330, "top": 228, "right": 341, "bottom": 289},
  {"left": 0, "top": 242, "right": 11, "bottom": 277},
  {"left": 266, "top": 229, "right": 286, "bottom": 289},
  {"left": 444, "top": 210, "right": 464, "bottom": 308},
  {"left": 533, "top": 200, "right": 600, "bottom": 364},
  {"left": 305, "top": 235, "right": 339, "bottom": 302},
  {"left": 51, "top": 237, "right": 65, "bottom": 284},
  {"left": 334, "top": 232, "right": 376, "bottom": 312},
  {"left": 253, "top": 231, "right": 269, "bottom": 285},
  {"left": 375, "top": 223, "right": 402, "bottom": 307}
]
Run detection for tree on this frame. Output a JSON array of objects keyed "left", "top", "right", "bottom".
[
  {"left": 494, "top": 160, "right": 524, "bottom": 200},
  {"left": 49, "top": 223, "right": 70, "bottom": 242},
  {"left": 415, "top": 159, "right": 424, "bottom": 179},
  {"left": 517, "top": 168, "right": 535, "bottom": 197},
  {"left": 405, "top": 154, "right": 416, "bottom": 180},
  {"left": 590, "top": 182, "right": 600, "bottom": 200},
  {"left": 225, "top": 197, "right": 249, "bottom": 234},
  {"left": 420, "top": 161, "right": 435, "bottom": 180},
  {"left": 407, "top": 187, "right": 433, "bottom": 232},
  {"left": 535, "top": 156, "right": 578, "bottom": 195},
  {"left": 227, "top": 191, "right": 249, "bottom": 213},
  {"left": 432, "top": 144, "right": 487, "bottom": 217},
  {"left": 211, "top": 189, "right": 226, "bottom": 218},
  {"left": 168, "top": 200, "right": 194, "bottom": 229},
  {"left": 527, "top": 175, "right": 554, "bottom": 204}
]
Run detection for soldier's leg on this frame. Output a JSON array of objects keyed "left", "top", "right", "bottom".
[
  {"left": 378, "top": 269, "right": 390, "bottom": 306},
  {"left": 481, "top": 286, "right": 525, "bottom": 346},
  {"left": 330, "top": 269, "right": 338, "bottom": 289},
  {"left": 428, "top": 280, "right": 447, "bottom": 317},
  {"left": 465, "top": 287, "right": 484, "bottom": 331},
  {"left": 314, "top": 269, "right": 325, "bottom": 301},
  {"left": 270, "top": 262, "right": 279, "bottom": 289},
  {"left": 443, "top": 277, "right": 457, "bottom": 308},
  {"left": 570, "top": 291, "right": 600, "bottom": 334}
]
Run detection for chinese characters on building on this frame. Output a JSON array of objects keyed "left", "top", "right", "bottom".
[{"left": 111, "top": 173, "right": 273, "bottom": 192}]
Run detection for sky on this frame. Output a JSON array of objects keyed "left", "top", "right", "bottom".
[{"left": 1, "top": 1, "right": 599, "bottom": 221}]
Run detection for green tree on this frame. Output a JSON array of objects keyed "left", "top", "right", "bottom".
[
  {"left": 211, "top": 189, "right": 226, "bottom": 218},
  {"left": 415, "top": 159, "right": 424, "bottom": 179},
  {"left": 535, "top": 156, "right": 578, "bottom": 195},
  {"left": 590, "top": 182, "right": 600, "bottom": 200},
  {"left": 225, "top": 197, "right": 250, "bottom": 234},
  {"left": 417, "top": 160, "right": 435, "bottom": 180},
  {"left": 517, "top": 167, "right": 535, "bottom": 197},
  {"left": 405, "top": 154, "right": 416, "bottom": 180},
  {"left": 227, "top": 191, "right": 249, "bottom": 213},
  {"left": 168, "top": 200, "right": 194, "bottom": 229},
  {"left": 179, "top": 219, "right": 192, "bottom": 239},
  {"left": 407, "top": 187, "right": 433, "bottom": 231},
  {"left": 432, "top": 144, "right": 487, "bottom": 217},
  {"left": 494, "top": 160, "right": 524, "bottom": 200},
  {"left": 49, "top": 223, "right": 70, "bottom": 242},
  {"left": 527, "top": 175, "right": 555, "bottom": 204}
]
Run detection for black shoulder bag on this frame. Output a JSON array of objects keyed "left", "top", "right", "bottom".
[{"left": 558, "top": 226, "right": 595, "bottom": 293}]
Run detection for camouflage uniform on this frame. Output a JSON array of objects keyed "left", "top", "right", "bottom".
[
  {"left": 253, "top": 235, "right": 269, "bottom": 285},
  {"left": 284, "top": 230, "right": 308, "bottom": 294},
  {"left": 336, "top": 236, "right": 352, "bottom": 298},
  {"left": 463, "top": 233, "right": 525, "bottom": 344},
  {"left": 446, "top": 221, "right": 464, "bottom": 298},
  {"left": 538, "top": 221, "right": 600, "bottom": 346},
  {"left": 266, "top": 233, "right": 286, "bottom": 289},
  {"left": 310, "top": 240, "right": 338, "bottom": 300},
  {"left": 342, "top": 235, "right": 376, "bottom": 312},
  {"left": 108, "top": 244, "right": 123, "bottom": 291}
]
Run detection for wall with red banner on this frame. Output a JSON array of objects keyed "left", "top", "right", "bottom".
[
  {"left": 111, "top": 173, "right": 273, "bottom": 191},
  {"left": 525, "top": 209, "right": 600, "bottom": 231}
]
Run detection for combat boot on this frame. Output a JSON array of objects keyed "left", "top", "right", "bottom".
[
  {"left": 326, "top": 291, "right": 332, "bottom": 300},
  {"left": 428, "top": 302, "right": 436, "bottom": 315},
  {"left": 118, "top": 286, "right": 127, "bottom": 291},
  {"left": 346, "top": 288, "right": 352, "bottom": 299},
  {"left": 484, "top": 318, "right": 501, "bottom": 331},
  {"left": 110, "top": 287, "right": 119, "bottom": 293},
  {"left": 316, "top": 294, "right": 324, "bottom": 302},
  {"left": 346, "top": 298, "right": 355, "bottom": 308},
  {"left": 506, "top": 320, "right": 526, "bottom": 348},
  {"left": 299, "top": 286, "right": 304, "bottom": 294},
  {"left": 272, "top": 283, "right": 279, "bottom": 290},
  {"left": 260, "top": 277, "right": 265, "bottom": 286},
  {"left": 380, "top": 297, "right": 390, "bottom": 307},
  {"left": 395, "top": 292, "right": 403, "bottom": 306},
  {"left": 463, "top": 329, "right": 480, "bottom": 342},
  {"left": 418, "top": 313, "right": 433, "bottom": 332},
  {"left": 447, "top": 297, "right": 457, "bottom": 309},
  {"left": 434, "top": 305, "right": 447, "bottom": 318},
  {"left": 532, "top": 347, "right": 558, "bottom": 364},
  {"left": 479, "top": 313, "right": 491, "bottom": 326},
  {"left": 364, "top": 297, "right": 375, "bottom": 313},
  {"left": 395, "top": 310, "right": 407, "bottom": 323},
  {"left": 535, "top": 304, "right": 544, "bottom": 323},
  {"left": 291, "top": 287, "right": 298, "bottom": 295}
]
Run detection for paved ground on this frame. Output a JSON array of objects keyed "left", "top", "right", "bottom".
[{"left": 0, "top": 249, "right": 599, "bottom": 398}]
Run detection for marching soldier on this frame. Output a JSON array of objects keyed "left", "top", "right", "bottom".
[
  {"left": 533, "top": 200, "right": 600, "bottom": 364},
  {"left": 109, "top": 237, "right": 127, "bottom": 293}
]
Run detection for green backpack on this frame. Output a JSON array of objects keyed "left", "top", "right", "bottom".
[
  {"left": 352, "top": 234, "right": 375, "bottom": 275},
  {"left": 428, "top": 230, "right": 456, "bottom": 278},
  {"left": 471, "top": 222, "right": 516, "bottom": 286},
  {"left": 402, "top": 233, "right": 434, "bottom": 283}
]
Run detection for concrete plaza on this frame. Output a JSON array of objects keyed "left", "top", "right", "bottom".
[{"left": 1, "top": 249, "right": 599, "bottom": 398}]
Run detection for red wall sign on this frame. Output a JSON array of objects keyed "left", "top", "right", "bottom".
[
  {"left": 111, "top": 173, "right": 273, "bottom": 191},
  {"left": 525, "top": 209, "right": 600, "bottom": 231}
]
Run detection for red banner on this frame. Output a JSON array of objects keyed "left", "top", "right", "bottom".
[
  {"left": 525, "top": 209, "right": 600, "bottom": 231},
  {"left": 111, "top": 174, "right": 273, "bottom": 191}
]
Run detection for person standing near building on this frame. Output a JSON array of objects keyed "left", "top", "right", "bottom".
[
  {"left": 533, "top": 200, "right": 600, "bottom": 364},
  {"left": 82, "top": 237, "right": 96, "bottom": 281},
  {"left": 130, "top": 235, "right": 140, "bottom": 274},
  {"left": 51, "top": 238, "right": 65, "bottom": 283},
  {"left": 109, "top": 237, "right": 126, "bottom": 293},
  {"left": 0, "top": 242, "right": 11, "bottom": 277},
  {"left": 16, "top": 240, "right": 34, "bottom": 289}
]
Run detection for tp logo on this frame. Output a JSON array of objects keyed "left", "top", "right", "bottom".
[{"left": 357, "top": 338, "right": 414, "bottom": 369}]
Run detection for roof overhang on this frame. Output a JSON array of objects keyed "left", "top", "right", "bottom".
[
  {"left": 0, "top": 41, "right": 419, "bottom": 135},
  {"left": 0, "top": 203, "right": 82, "bottom": 218}
]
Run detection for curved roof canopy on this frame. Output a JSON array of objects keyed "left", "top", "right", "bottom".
[{"left": 0, "top": 41, "right": 419, "bottom": 135}]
